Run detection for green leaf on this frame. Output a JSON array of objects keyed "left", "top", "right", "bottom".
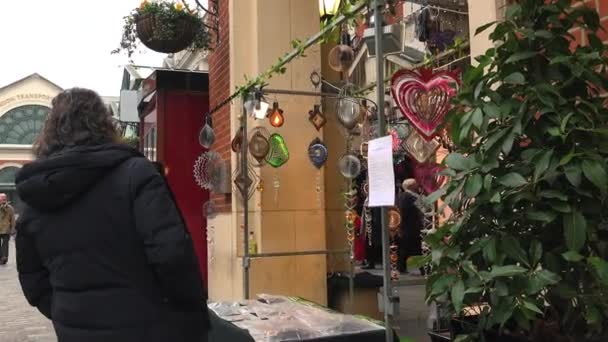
[
  {"left": 490, "top": 192, "right": 501, "bottom": 203},
  {"left": 505, "top": 51, "right": 537, "bottom": 64},
  {"left": 550, "top": 55, "right": 572, "bottom": 65},
  {"left": 495, "top": 280, "right": 509, "bottom": 296},
  {"left": 465, "top": 174, "right": 483, "bottom": 198},
  {"left": 407, "top": 255, "right": 430, "bottom": 268},
  {"left": 504, "top": 72, "right": 526, "bottom": 85},
  {"left": 430, "top": 274, "right": 457, "bottom": 296},
  {"left": 502, "top": 236, "right": 530, "bottom": 266},
  {"left": 530, "top": 241, "right": 542, "bottom": 266},
  {"left": 564, "top": 210, "right": 587, "bottom": 252},
  {"left": 564, "top": 164, "right": 582, "bottom": 187},
  {"left": 534, "top": 149, "right": 553, "bottom": 182},
  {"left": 475, "top": 21, "right": 497, "bottom": 36},
  {"left": 560, "top": 112, "right": 574, "bottom": 134},
  {"left": 446, "top": 153, "right": 470, "bottom": 171},
  {"left": 548, "top": 200, "right": 571, "bottom": 213},
  {"left": 588, "top": 257, "right": 608, "bottom": 284},
  {"left": 483, "top": 103, "right": 501, "bottom": 118},
  {"left": 451, "top": 279, "right": 465, "bottom": 312},
  {"left": 502, "top": 132, "right": 515, "bottom": 155},
  {"left": 539, "top": 190, "right": 567, "bottom": 201},
  {"left": 534, "top": 30, "right": 554, "bottom": 39},
  {"left": 527, "top": 270, "right": 561, "bottom": 294},
  {"left": 483, "top": 238, "right": 497, "bottom": 263},
  {"left": 471, "top": 108, "right": 483, "bottom": 128},
  {"left": 562, "top": 251, "right": 584, "bottom": 262},
  {"left": 484, "top": 174, "right": 493, "bottom": 191},
  {"left": 424, "top": 188, "right": 446, "bottom": 204},
  {"left": 522, "top": 300, "right": 544, "bottom": 315},
  {"left": 527, "top": 210, "right": 557, "bottom": 223},
  {"left": 490, "top": 265, "right": 527, "bottom": 278},
  {"left": 582, "top": 159, "right": 608, "bottom": 193},
  {"left": 499, "top": 173, "right": 528, "bottom": 187}
]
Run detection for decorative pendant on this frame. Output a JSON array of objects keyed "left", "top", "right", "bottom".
[
  {"left": 308, "top": 138, "right": 328, "bottom": 169},
  {"left": 268, "top": 101, "right": 285, "bottom": 128},
  {"left": 248, "top": 131, "right": 270, "bottom": 165},
  {"left": 231, "top": 127, "right": 244, "bottom": 153},
  {"left": 388, "top": 207, "right": 402, "bottom": 233},
  {"left": 199, "top": 115, "right": 215, "bottom": 149},
  {"left": 308, "top": 105, "right": 327, "bottom": 131},
  {"left": 390, "top": 244, "right": 400, "bottom": 281},
  {"left": 193, "top": 151, "right": 223, "bottom": 190},
  {"left": 413, "top": 162, "right": 447, "bottom": 195},
  {"left": 338, "top": 153, "right": 362, "bottom": 179},
  {"left": 233, "top": 161, "right": 259, "bottom": 200},
  {"left": 344, "top": 184, "right": 358, "bottom": 260},
  {"left": 391, "top": 68, "right": 460, "bottom": 140},
  {"left": 202, "top": 201, "right": 217, "bottom": 219},
  {"left": 266, "top": 133, "right": 289, "bottom": 168},
  {"left": 404, "top": 131, "right": 440, "bottom": 163},
  {"left": 336, "top": 97, "right": 361, "bottom": 130}
]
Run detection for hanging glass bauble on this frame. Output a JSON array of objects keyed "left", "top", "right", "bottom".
[
  {"left": 231, "top": 127, "right": 244, "bottom": 153},
  {"left": 308, "top": 138, "right": 328, "bottom": 169},
  {"left": 308, "top": 105, "right": 326, "bottom": 131},
  {"left": 388, "top": 207, "right": 402, "bottom": 231},
  {"left": 404, "top": 131, "right": 440, "bottom": 163},
  {"left": 338, "top": 153, "right": 362, "bottom": 179},
  {"left": 336, "top": 97, "right": 361, "bottom": 130},
  {"left": 198, "top": 116, "right": 215, "bottom": 149},
  {"left": 268, "top": 101, "right": 285, "bottom": 128},
  {"left": 266, "top": 133, "right": 289, "bottom": 168},
  {"left": 248, "top": 131, "right": 270, "bottom": 164}
]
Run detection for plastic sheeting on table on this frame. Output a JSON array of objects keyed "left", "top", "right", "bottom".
[{"left": 208, "top": 294, "right": 384, "bottom": 342}]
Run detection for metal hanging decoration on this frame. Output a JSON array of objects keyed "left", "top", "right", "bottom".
[
  {"left": 193, "top": 151, "right": 223, "bottom": 190},
  {"left": 338, "top": 153, "right": 362, "bottom": 179},
  {"left": 336, "top": 97, "right": 361, "bottom": 131},
  {"left": 391, "top": 68, "right": 460, "bottom": 141},
  {"left": 199, "top": 114, "right": 215, "bottom": 149},
  {"left": 404, "top": 130, "right": 441, "bottom": 163},
  {"left": 413, "top": 162, "right": 447, "bottom": 195},
  {"left": 328, "top": 30, "right": 355, "bottom": 73},
  {"left": 266, "top": 133, "right": 289, "bottom": 168},
  {"left": 233, "top": 160, "right": 259, "bottom": 200},
  {"left": 308, "top": 138, "right": 328, "bottom": 169},
  {"left": 231, "top": 127, "right": 244, "bottom": 153},
  {"left": 248, "top": 131, "right": 270, "bottom": 165},
  {"left": 344, "top": 185, "right": 358, "bottom": 259},
  {"left": 308, "top": 104, "right": 327, "bottom": 131}
]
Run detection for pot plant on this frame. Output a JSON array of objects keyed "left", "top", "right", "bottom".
[
  {"left": 112, "top": 0, "right": 211, "bottom": 57},
  {"left": 419, "top": 0, "right": 608, "bottom": 341}
]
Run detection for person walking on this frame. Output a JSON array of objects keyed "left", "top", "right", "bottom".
[
  {"left": 14, "top": 88, "right": 210, "bottom": 342},
  {"left": 0, "top": 193, "right": 16, "bottom": 265}
]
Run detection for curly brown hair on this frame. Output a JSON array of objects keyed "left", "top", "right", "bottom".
[{"left": 34, "top": 88, "right": 119, "bottom": 158}]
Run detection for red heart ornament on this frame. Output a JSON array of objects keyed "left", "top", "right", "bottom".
[
  {"left": 413, "top": 162, "right": 447, "bottom": 195},
  {"left": 391, "top": 68, "right": 460, "bottom": 141}
]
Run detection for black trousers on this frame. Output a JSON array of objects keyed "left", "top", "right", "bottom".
[{"left": 0, "top": 234, "right": 9, "bottom": 262}]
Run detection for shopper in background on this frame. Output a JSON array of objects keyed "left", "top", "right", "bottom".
[
  {"left": 15, "top": 88, "right": 209, "bottom": 342},
  {"left": 0, "top": 193, "right": 16, "bottom": 265}
]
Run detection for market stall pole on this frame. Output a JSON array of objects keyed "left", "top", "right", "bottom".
[{"left": 371, "top": 1, "right": 395, "bottom": 342}]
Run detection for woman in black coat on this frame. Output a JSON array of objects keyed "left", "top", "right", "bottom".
[{"left": 15, "top": 88, "right": 209, "bottom": 342}]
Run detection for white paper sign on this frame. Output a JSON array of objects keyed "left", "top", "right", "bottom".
[{"left": 368, "top": 136, "right": 395, "bottom": 207}]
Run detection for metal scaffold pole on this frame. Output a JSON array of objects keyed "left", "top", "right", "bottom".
[
  {"left": 241, "top": 97, "right": 250, "bottom": 300},
  {"left": 373, "top": 1, "right": 394, "bottom": 341}
]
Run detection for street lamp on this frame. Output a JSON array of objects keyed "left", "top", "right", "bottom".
[{"left": 319, "top": 0, "right": 341, "bottom": 20}]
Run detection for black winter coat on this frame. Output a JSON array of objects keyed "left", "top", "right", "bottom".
[{"left": 15, "top": 143, "right": 209, "bottom": 342}]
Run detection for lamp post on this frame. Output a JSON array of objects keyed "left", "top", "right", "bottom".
[{"left": 319, "top": 0, "right": 341, "bottom": 20}]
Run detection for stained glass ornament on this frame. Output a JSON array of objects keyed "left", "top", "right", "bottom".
[
  {"left": 266, "top": 133, "right": 289, "bottom": 168},
  {"left": 308, "top": 105, "right": 326, "bottom": 131},
  {"left": 231, "top": 127, "right": 244, "bottom": 153},
  {"left": 248, "top": 131, "right": 270, "bottom": 164},
  {"left": 193, "top": 151, "right": 223, "bottom": 190},
  {"left": 199, "top": 116, "right": 215, "bottom": 149},
  {"left": 308, "top": 138, "right": 328, "bottom": 169},
  {"left": 388, "top": 207, "right": 402, "bottom": 230},
  {"left": 338, "top": 153, "right": 361, "bottom": 179},
  {"left": 336, "top": 97, "right": 361, "bottom": 130},
  {"left": 413, "top": 162, "right": 447, "bottom": 195},
  {"left": 268, "top": 101, "right": 285, "bottom": 127},
  {"left": 404, "top": 131, "right": 440, "bottom": 163},
  {"left": 391, "top": 68, "right": 460, "bottom": 140}
]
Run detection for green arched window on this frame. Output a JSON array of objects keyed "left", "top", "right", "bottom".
[
  {"left": 0, "top": 166, "right": 19, "bottom": 186},
  {"left": 0, "top": 105, "right": 49, "bottom": 145}
]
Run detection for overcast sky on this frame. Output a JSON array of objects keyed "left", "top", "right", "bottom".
[{"left": 0, "top": 1, "right": 206, "bottom": 97}]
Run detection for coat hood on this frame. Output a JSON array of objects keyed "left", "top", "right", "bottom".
[{"left": 16, "top": 144, "right": 141, "bottom": 211}]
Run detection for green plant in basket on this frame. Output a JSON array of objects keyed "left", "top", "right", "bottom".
[
  {"left": 112, "top": 0, "right": 211, "bottom": 58},
  {"left": 415, "top": 0, "right": 608, "bottom": 340}
]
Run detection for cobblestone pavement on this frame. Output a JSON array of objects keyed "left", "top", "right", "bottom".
[{"left": 0, "top": 239, "right": 56, "bottom": 342}]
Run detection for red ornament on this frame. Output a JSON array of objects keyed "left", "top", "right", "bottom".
[
  {"left": 413, "top": 162, "right": 447, "bottom": 195},
  {"left": 268, "top": 101, "right": 284, "bottom": 127},
  {"left": 391, "top": 68, "right": 460, "bottom": 141}
]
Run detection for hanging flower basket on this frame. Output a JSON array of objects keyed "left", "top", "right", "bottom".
[
  {"left": 135, "top": 13, "right": 197, "bottom": 53},
  {"left": 113, "top": 1, "right": 211, "bottom": 58}
]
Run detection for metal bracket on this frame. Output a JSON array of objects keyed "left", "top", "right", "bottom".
[{"left": 195, "top": 0, "right": 220, "bottom": 46}]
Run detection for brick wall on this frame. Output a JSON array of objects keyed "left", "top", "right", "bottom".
[
  {"left": 208, "top": 0, "right": 232, "bottom": 212},
  {"left": 569, "top": 0, "right": 608, "bottom": 47}
]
